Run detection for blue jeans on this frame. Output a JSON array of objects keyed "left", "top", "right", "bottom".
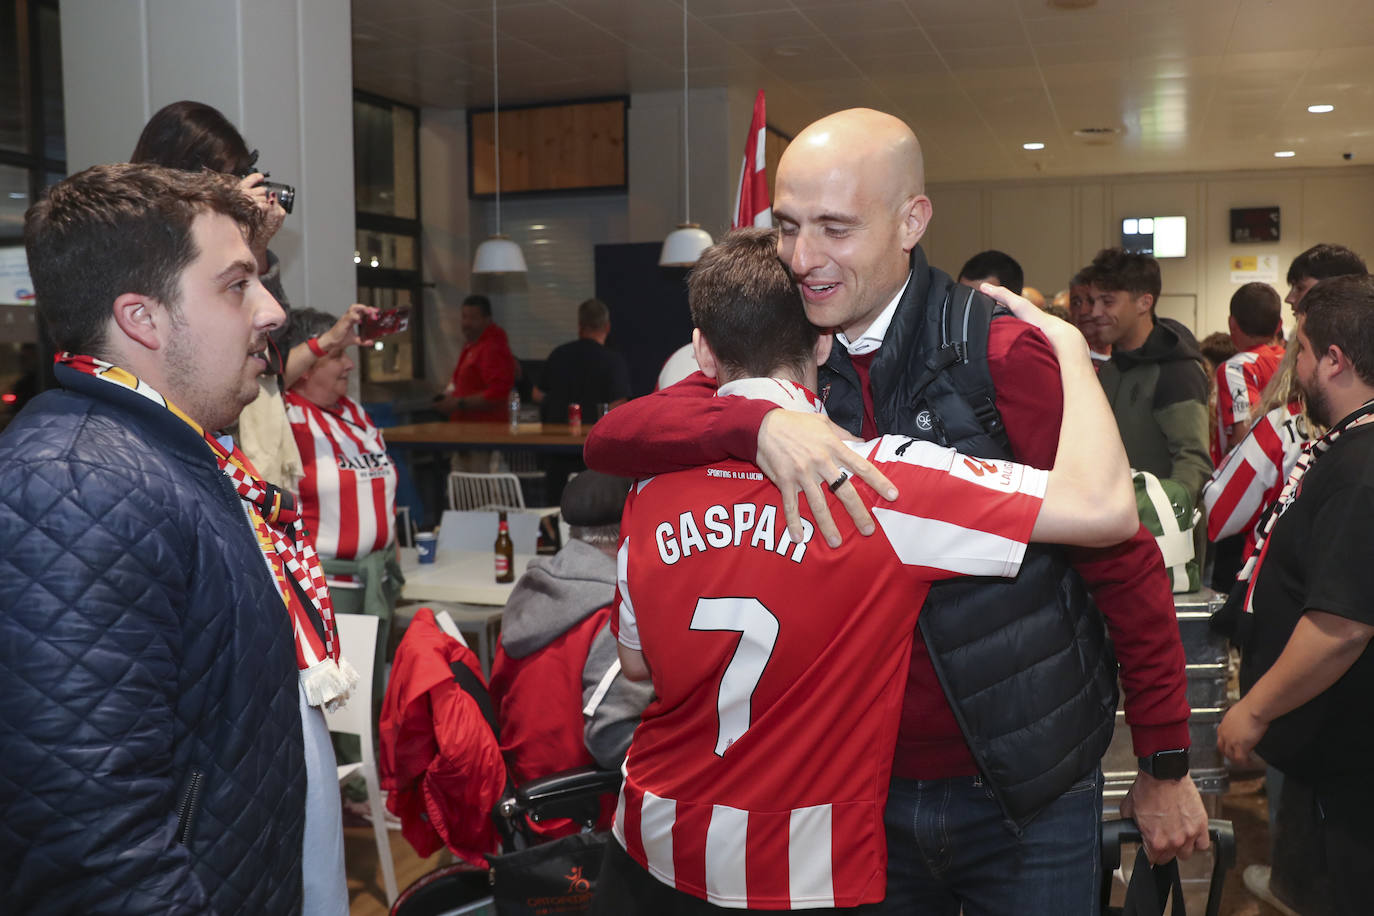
[{"left": 872, "top": 769, "right": 1103, "bottom": 915}]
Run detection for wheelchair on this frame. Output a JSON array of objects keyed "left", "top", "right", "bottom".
[{"left": 389, "top": 767, "right": 620, "bottom": 916}]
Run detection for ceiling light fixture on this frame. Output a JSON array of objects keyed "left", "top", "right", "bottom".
[
  {"left": 1022, "top": 141, "right": 1046, "bottom": 150},
  {"left": 472, "top": 0, "right": 528, "bottom": 274},
  {"left": 1307, "top": 104, "right": 1334, "bottom": 114},
  {"left": 1274, "top": 150, "right": 1296, "bottom": 158},
  {"left": 660, "top": 0, "right": 713, "bottom": 267}
]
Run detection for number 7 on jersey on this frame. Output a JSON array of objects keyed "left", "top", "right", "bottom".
[{"left": 690, "top": 597, "right": 779, "bottom": 757}]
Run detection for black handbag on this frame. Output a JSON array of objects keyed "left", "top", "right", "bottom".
[{"left": 486, "top": 831, "right": 607, "bottom": 916}]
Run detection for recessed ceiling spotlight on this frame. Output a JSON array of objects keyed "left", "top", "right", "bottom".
[
  {"left": 1274, "top": 150, "right": 1296, "bottom": 158},
  {"left": 1307, "top": 104, "right": 1335, "bottom": 114},
  {"left": 1023, "top": 141, "right": 1046, "bottom": 150}
]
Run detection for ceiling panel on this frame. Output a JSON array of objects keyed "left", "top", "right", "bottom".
[{"left": 353, "top": 0, "right": 1374, "bottom": 182}]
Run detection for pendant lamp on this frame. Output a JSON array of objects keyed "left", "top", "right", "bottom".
[
  {"left": 473, "top": 0, "right": 527, "bottom": 274},
  {"left": 659, "top": 0, "right": 712, "bottom": 267}
]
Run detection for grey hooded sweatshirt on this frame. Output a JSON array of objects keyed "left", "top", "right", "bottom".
[{"left": 500, "top": 539, "right": 653, "bottom": 769}]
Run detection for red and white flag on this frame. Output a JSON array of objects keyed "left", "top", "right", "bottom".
[{"left": 732, "top": 90, "right": 771, "bottom": 229}]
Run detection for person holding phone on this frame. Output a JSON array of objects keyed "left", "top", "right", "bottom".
[
  {"left": 280, "top": 309, "right": 402, "bottom": 768},
  {"left": 131, "top": 100, "right": 376, "bottom": 487}
]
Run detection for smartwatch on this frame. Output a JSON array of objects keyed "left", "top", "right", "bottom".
[{"left": 1138, "top": 748, "right": 1190, "bottom": 780}]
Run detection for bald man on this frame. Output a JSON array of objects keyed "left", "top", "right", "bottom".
[{"left": 585, "top": 109, "right": 1207, "bottom": 913}]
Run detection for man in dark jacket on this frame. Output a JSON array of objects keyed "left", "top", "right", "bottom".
[
  {"left": 584, "top": 108, "right": 1209, "bottom": 913},
  {"left": 0, "top": 163, "right": 319, "bottom": 914},
  {"left": 1084, "top": 247, "right": 1212, "bottom": 507}
]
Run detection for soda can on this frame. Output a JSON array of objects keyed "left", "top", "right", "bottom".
[{"left": 568, "top": 403, "right": 582, "bottom": 426}]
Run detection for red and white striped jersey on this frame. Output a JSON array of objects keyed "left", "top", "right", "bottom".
[
  {"left": 611, "top": 416, "right": 1046, "bottom": 909},
  {"left": 1204, "top": 398, "right": 1313, "bottom": 559},
  {"left": 1214, "top": 342, "right": 1284, "bottom": 457},
  {"left": 286, "top": 392, "right": 397, "bottom": 565}
]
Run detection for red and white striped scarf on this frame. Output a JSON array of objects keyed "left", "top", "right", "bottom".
[
  {"left": 1237, "top": 397, "right": 1374, "bottom": 619},
  {"left": 57, "top": 353, "right": 358, "bottom": 710}
]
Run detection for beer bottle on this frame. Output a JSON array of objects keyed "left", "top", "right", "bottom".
[{"left": 494, "top": 511, "right": 515, "bottom": 583}]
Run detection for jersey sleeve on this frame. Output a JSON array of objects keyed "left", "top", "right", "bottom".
[
  {"left": 847, "top": 436, "right": 1046, "bottom": 580},
  {"left": 611, "top": 492, "right": 641, "bottom": 650},
  {"left": 1204, "top": 410, "right": 1286, "bottom": 541},
  {"left": 583, "top": 372, "right": 776, "bottom": 477}
]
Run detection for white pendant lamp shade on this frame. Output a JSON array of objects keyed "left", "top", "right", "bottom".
[
  {"left": 473, "top": 0, "right": 527, "bottom": 274},
  {"left": 659, "top": 223, "right": 713, "bottom": 267},
  {"left": 661, "top": 0, "right": 711, "bottom": 267},
  {"left": 473, "top": 234, "right": 528, "bottom": 274}
]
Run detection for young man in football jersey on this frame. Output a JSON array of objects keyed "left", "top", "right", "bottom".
[
  {"left": 586, "top": 109, "right": 1206, "bottom": 913},
  {"left": 592, "top": 228, "right": 1139, "bottom": 913},
  {"left": 1216, "top": 282, "right": 1285, "bottom": 457}
]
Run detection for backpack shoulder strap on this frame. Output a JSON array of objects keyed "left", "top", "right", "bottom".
[{"left": 943, "top": 284, "right": 1011, "bottom": 453}]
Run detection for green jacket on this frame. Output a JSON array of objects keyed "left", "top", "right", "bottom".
[{"left": 1098, "top": 317, "right": 1213, "bottom": 507}]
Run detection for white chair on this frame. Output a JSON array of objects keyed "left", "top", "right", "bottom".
[
  {"left": 324, "top": 613, "right": 398, "bottom": 905},
  {"left": 394, "top": 505, "right": 415, "bottom": 548},
  {"left": 447, "top": 471, "right": 525, "bottom": 511},
  {"left": 435, "top": 509, "right": 540, "bottom": 554}
]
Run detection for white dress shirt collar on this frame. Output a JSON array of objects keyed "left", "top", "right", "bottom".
[{"left": 835, "top": 272, "right": 912, "bottom": 356}]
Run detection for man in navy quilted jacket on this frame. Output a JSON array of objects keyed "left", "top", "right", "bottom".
[{"left": 0, "top": 163, "right": 348, "bottom": 914}]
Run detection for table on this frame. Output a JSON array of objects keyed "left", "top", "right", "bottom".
[
  {"left": 385, "top": 421, "right": 589, "bottom": 453},
  {"left": 398, "top": 547, "right": 535, "bottom": 673}
]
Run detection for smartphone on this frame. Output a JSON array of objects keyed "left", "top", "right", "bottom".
[{"left": 360, "top": 305, "right": 411, "bottom": 339}]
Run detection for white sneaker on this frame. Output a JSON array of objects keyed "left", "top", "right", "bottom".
[{"left": 1242, "top": 864, "right": 1302, "bottom": 916}]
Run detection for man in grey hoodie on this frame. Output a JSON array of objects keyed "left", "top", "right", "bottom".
[{"left": 489, "top": 471, "right": 652, "bottom": 836}]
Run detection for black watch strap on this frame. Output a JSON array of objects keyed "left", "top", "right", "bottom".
[{"left": 1138, "top": 748, "right": 1190, "bottom": 780}]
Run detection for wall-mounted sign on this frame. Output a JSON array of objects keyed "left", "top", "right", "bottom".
[
  {"left": 1230, "top": 207, "right": 1281, "bottom": 243},
  {"left": 1230, "top": 254, "right": 1280, "bottom": 284},
  {"left": 0, "top": 247, "right": 35, "bottom": 306}
]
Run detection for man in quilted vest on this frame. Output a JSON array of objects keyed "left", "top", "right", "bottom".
[{"left": 0, "top": 163, "right": 332, "bottom": 914}]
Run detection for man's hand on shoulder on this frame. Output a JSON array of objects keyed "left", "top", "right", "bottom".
[
  {"left": 755, "top": 410, "right": 897, "bottom": 548},
  {"left": 1119, "top": 772, "right": 1211, "bottom": 864}
]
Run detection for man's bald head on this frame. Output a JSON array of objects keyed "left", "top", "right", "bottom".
[
  {"left": 783, "top": 108, "right": 925, "bottom": 204},
  {"left": 774, "top": 109, "right": 933, "bottom": 338}
]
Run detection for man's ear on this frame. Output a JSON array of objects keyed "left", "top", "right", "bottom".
[
  {"left": 691, "top": 328, "right": 719, "bottom": 380},
  {"left": 110, "top": 293, "right": 168, "bottom": 352},
  {"left": 899, "top": 194, "right": 934, "bottom": 252},
  {"left": 1137, "top": 293, "right": 1156, "bottom": 316},
  {"left": 1324, "top": 343, "right": 1352, "bottom": 380}
]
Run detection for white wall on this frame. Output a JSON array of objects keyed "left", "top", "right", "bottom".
[
  {"left": 922, "top": 166, "right": 1374, "bottom": 337},
  {"left": 60, "top": 0, "right": 356, "bottom": 319}
]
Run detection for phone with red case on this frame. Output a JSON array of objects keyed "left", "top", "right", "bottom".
[{"left": 359, "top": 305, "right": 411, "bottom": 339}]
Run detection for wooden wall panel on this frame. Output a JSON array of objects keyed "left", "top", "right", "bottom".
[{"left": 470, "top": 98, "right": 627, "bottom": 195}]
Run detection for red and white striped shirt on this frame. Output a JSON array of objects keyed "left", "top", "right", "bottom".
[
  {"left": 285, "top": 392, "right": 397, "bottom": 566},
  {"left": 610, "top": 379, "right": 1046, "bottom": 909},
  {"left": 1203, "top": 398, "right": 1312, "bottom": 559},
  {"left": 1214, "top": 342, "right": 1284, "bottom": 458}
]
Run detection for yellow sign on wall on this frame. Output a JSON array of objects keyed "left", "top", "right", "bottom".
[{"left": 1229, "top": 254, "right": 1279, "bottom": 284}]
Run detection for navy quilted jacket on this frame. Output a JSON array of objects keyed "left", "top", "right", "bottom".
[{"left": 0, "top": 365, "right": 305, "bottom": 914}]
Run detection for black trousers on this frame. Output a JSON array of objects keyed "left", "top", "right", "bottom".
[{"left": 1270, "top": 774, "right": 1374, "bottom": 916}]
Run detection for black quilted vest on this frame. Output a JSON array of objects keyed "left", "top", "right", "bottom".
[{"left": 820, "top": 247, "right": 1118, "bottom": 827}]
